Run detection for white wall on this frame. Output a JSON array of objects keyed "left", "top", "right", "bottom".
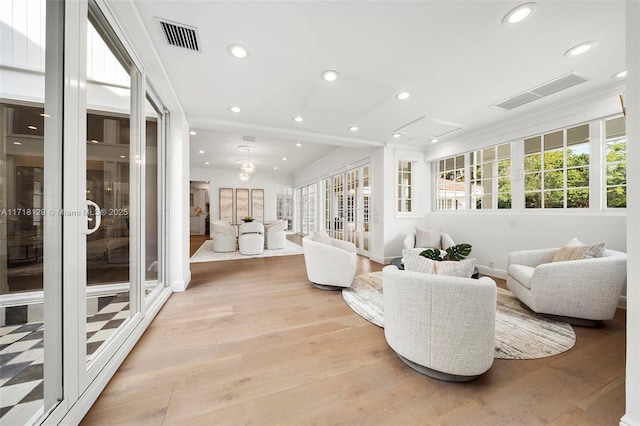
[
  {"left": 190, "top": 167, "right": 294, "bottom": 228},
  {"left": 422, "top": 212, "right": 625, "bottom": 277}
]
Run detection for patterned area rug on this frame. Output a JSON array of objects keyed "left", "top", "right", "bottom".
[
  {"left": 190, "top": 239, "right": 304, "bottom": 263},
  {"left": 342, "top": 272, "right": 576, "bottom": 360}
]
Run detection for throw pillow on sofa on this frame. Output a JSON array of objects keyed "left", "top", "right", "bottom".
[
  {"left": 434, "top": 258, "right": 477, "bottom": 278},
  {"left": 402, "top": 249, "right": 436, "bottom": 274},
  {"left": 415, "top": 226, "right": 441, "bottom": 249},
  {"left": 552, "top": 243, "right": 605, "bottom": 262},
  {"left": 312, "top": 230, "right": 332, "bottom": 245}
]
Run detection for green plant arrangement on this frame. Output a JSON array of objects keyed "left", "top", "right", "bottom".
[
  {"left": 242, "top": 216, "right": 254, "bottom": 222},
  {"left": 420, "top": 243, "right": 472, "bottom": 261}
]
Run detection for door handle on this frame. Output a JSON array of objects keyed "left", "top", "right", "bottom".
[{"left": 84, "top": 200, "right": 102, "bottom": 235}]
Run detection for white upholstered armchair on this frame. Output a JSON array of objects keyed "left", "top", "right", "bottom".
[
  {"left": 302, "top": 233, "right": 357, "bottom": 290},
  {"left": 507, "top": 246, "right": 627, "bottom": 325},
  {"left": 211, "top": 221, "right": 236, "bottom": 253},
  {"left": 383, "top": 265, "right": 497, "bottom": 381},
  {"left": 403, "top": 228, "right": 455, "bottom": 252},
  {"left": 264, "top": 219, "right": 287, "bottom": 249}
]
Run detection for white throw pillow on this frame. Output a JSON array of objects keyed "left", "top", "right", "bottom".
[
  {"left": 552, "top": 243, "right": 605, "bottom": 262},
  {"left": 312, "top": 230, "right": 332, "bottom": 245},
  {"left": 402, "top": 249, "right": 436, "bottom": 274},
  {"left": 435, "top": 258, "right": 477, "bottom": 278},
  {"left": 415, "top": 226, "right": 441, "bottom": 249}
]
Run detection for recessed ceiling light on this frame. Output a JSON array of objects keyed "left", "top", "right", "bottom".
[
  {"left": 228, "top": 44, "right": 249, "bottom": 59},
  {"left": 190, "top": 131, "right": 196, "bottom": 135},
  {"left": 40, "top": 113, "right": 51, "bottom": 118},
  {"left": 205, "top": 161, "right": 210, "bottom": 165},
  {"left": 612, "top": 70, "right": 627, "bottom": 79},
  {"left": 392, "top": 133, "right": 401, "bottom": 138},
  {"left": 349, "top": 126, "right": 359, "bottom": 132},
  {"left": 395, "top": 92, "right": 410, "bottom": 100},
  {"left": 198, "top": 150, "right": 205, "bottom": 154},
  {"left": 502, "top": 3, "right": 537, "bottom": 25},
  {"left": 273, "top": 166, "right": 278, "bottom": 170},
  {"left": 430, "top": 138, "right": 439, "bottom": 143},
  {"left": 120, "top": 155, "right": 126, "bottom": 158},
  {"left": 293, "top": 116, "right": 304, "bottom": 122},
  {"left": 229, "top": 106, "right": 241, "bottom": 113},
  {"left": 13, "top": 141, "right": 22, "bottom": 145},
  {"left": 322, "top": 70, "right": 339, "bottom": 82},
  {"left": 565, "top": 41, "right": 597, "bottom": 57},
  {"left": 28, "top": 125, "right": 37, "bottom": 130},
  {"left": 282, "top": 157, "right": 287, "bottom": 161},
  {"left": 90, "top": 139, "right": 100, "bottom": 144},
  {"left": 296, "top": 143, "right": 302, "bottom": 147}
]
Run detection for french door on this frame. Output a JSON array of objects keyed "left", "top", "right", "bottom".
[{"left": 322, "top": 163, "right": 371, "bottom": 255}]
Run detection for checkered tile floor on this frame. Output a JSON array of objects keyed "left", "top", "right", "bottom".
[{"left": 0, "top": 294, "right": 129, "bottom": 424}]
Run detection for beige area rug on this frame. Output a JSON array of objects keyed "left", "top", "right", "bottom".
[
  {"left": 190, "top": 239, "right": 304, "bottom": 263},
  {"left": 342, "top": 272, "right": 576, "bottom": 360}
]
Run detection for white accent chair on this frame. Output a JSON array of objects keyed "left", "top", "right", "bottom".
[
  {"left": 403, "top": 231, "right": 455, "bottom": 253},
  {"left": 238, "top": 222, "right": 265, "bottom": 255},
  {"left": 264, "top": 219, "right": 287, "bottom": 250},
  {"left": 383, "top": 265, "right": 497, "bottom": 382},
  {"left": 507, "top": 247, "right": 627, "bottom": 326},
  {"left": 302, "top": 234, "right": 357, "bottom": 290},
  {"left": 211, "top": 221, "right": 236, "bottom": 253}
]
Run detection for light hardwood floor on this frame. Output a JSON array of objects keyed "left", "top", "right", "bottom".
[{"left": 81, "top": 235, "right": 626, "bottom": 425}]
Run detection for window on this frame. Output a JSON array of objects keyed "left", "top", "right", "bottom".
[
  {"left": 470, "top": 144, "right": 512, "bottom": 209},
  {"left": 524, "top": 124, "right": 590, "bottom": 209},
  {"left": 604, "top": 116, "right": 626, "bottom": 208},
  {"left": 436, "top": 155, "right": 465, "bottom": 210},
  {"left": 397, "top": 161, "right": 414, "bottom": 212}
]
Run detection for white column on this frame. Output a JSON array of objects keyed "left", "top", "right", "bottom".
[{"left": 622, "top": 1, "right": 640, "bottom": 425}]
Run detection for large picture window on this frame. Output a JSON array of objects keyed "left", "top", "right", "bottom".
[
  {"left": 524, "top": 124, "right": 590, "bottom": 209},
  {"left": 436, "top": 155, "right": 465, "bottom": 210},
  {"left": 604, "top": 116, "right": 626, "bottom": 208},
  {"left": 470, "top": 144, "right": 512, "bottom": 209}
]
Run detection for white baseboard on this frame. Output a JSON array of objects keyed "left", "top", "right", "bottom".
[
  {"left": 369, "top": 254, "right": 387, "bottom": 264},
  {"left": 477, "top": 265, "right": 507, "bottom": 280},
  {"left": 620, "top": 415, "right": 640, "bottom": 426}
]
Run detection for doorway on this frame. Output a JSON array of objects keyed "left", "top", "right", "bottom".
[{"left": 190, "top": 181, "right": 210, "bottom": 235}]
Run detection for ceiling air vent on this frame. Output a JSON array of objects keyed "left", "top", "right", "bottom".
[
  {"left": 158, "top": 19, "right": 200, "bottom": 52},
  {"left": 495, "top": 72, "right": 586, "bottom": 110},
  {"left": 242, "top": 136, "right": 256, "bottom": 142}
]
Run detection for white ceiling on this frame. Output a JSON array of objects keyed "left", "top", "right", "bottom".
[{"left": 131, "top": 1, "right": 626, "bottom": 175}]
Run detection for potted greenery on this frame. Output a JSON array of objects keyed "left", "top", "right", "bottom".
[
  {"left": 420, "top": 243, "right": 472, "bottom": 261},
  {"left": 241, "top": 216, "right": 254, "bottom": 222}
]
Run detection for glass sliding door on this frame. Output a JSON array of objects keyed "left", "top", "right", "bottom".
[
  {"left": 144, "top": 93, "right": 164, "bottom": 307},
  {"left": 0, "top": 0, "right": 64, "bottom": 423}
]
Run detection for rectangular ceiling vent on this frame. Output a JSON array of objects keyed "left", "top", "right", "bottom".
[
  {"left": 158, "top": 19, "right": 200, "bottom": 52},
  {"left": 242, "top": 136, "right": 256, "bottom": 142},
  {"left": 495, "top": 72, "right": 586, "bottom": 110}
]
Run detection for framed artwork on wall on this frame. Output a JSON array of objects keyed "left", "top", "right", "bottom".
[
  {"left": 251, "top": 189, "right": 264, "bottom": 222},
  {"left": 219, "top": 188, "right": 233, "bottom": 222},
  {"left": 236, "top": 188, "right": 249, "bottom": 223}
]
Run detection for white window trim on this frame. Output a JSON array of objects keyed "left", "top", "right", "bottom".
[{"left": 395, "top": 149, "right": 423, "bottom": 218}]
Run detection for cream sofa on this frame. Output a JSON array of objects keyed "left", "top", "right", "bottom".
[
  {"left": 302, "top": 234, "right": 357, "bottom": 290},
  {"left": 383, "top": 265, "right": 497, "bottom": 381},
  {"left": 507, "top": 247, "right": 627, "bottom": 325},
  {"left": 403, "top": 230, "right": 455, "bottom": 252}
]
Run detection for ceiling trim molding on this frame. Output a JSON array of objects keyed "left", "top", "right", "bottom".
[
  {"left": 425, "top": 81, "right": 626, "bottom": 161},
  {"left": 187, "top": 116, "right": 385, "bottom": 149}
]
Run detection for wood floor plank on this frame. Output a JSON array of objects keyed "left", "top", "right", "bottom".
[{"left": 81, "top": 236, "right": 626, "bottom": 425}]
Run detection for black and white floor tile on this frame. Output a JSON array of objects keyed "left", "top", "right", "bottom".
[{"left": 0, "top": 294, "right": 129, "bottom": 424}]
